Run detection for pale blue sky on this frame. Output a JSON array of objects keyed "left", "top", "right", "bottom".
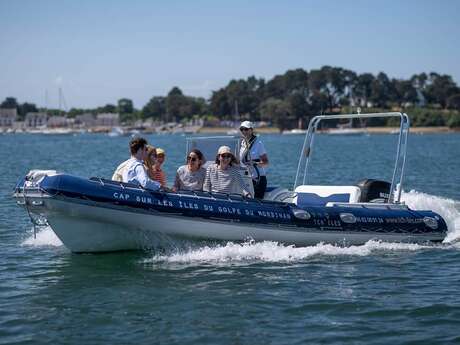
[{"left": 1, "top": 0, "right": 459, "bottom": 109}]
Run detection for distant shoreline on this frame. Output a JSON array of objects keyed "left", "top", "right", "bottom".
[
  {"left": 1, "top": 126, "right": 458, "bottom": 135},
  {"left": 198, "top": 126, "right": 458, "bottom": 134}
]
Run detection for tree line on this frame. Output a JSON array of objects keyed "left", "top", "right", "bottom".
[{"left": 2, "top": 66, "right": 460, "bottom": 128}]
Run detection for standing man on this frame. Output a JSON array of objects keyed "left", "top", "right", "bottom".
[
  {"left": 116, "top": 137, "right": 161, "bottom": 190},
  {"left": 239, "top": 121, "right": 269, "bottom": 199}
]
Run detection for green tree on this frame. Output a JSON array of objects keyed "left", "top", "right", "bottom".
[
  {"left": 425, "top": 73, "right": 459, "bottom": 108},
  {"left": 447, "top": 112, "right": 460, "bottom": 128},
  {"left": 1, "top": 97, "right": 18, "bottom": 109},
  {"left": 209, "top": 89, "right": 231, "bottom": 118},
  {"left": 369, "top": 72, "right": 394, "bottom": 108},
  {"left": 287, "top": 92, "right": 310, "bottom": 126},
  {"left": 447, "top": 94, "right": 460, "bottom": 110},
  {"left": 17, "top": 102, "right": 38, "bottom": 120},
  {"left": 264, "top": 74, "right": 287, "bottom": 99},
  {"left": 179, "top": 97, "right": 207, "bottom": 119},
  {"left": 142, "top": 96, "right": 165, "bottom": 120},
  {"left": 118, "top": 98, "right": 134, "bottom": 114},
  {"left": 352, "top": 73, "right": 375, "bottom": 106},
  {"left": 166, "top": 87, "right": 187, "bottom": 122},
  {"left": 67, "top": 108, "right": 86, "bottom": 118},
  {"left": 225, "top": 78, "right": 260, "bottom": 119},
  {"left": 392, "top": 79, "right": 417, "bottom": 106},
  {"left": 259, "top": 98, "right": 291, "bottom": 130},
  {"left": 319, "top": 66, "right": 348, "bottom": 111},
  {"left": 97, "top": 104, "right": 117, "bottom": 113}
]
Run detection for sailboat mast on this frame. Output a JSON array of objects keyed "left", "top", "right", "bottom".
[
  {"left": 58, "top": 87, "right": 62, "bottom": 115},
  {"left": 58, "top": 87, "right": 68, "bottom": 115}
]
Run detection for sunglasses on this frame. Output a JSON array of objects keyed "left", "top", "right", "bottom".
[
  {"left": 187, "top": 156, "right": 198, "bottom": 162},
  {"left": 240, "top": 128, "right": 250, "bottom": 132},
  {"left": 220, "top": 154, "right": 232, "bottom": 159}
]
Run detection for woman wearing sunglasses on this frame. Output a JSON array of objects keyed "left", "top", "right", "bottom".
[
  {"left": 239, "top": 121, "right": 269, "bottom": 199},
  {"left": 173, "top": 149, "right": 206, "bottom": 191},
  {"left": 203, "top": 146, "right": 252, "bottom": 198}
]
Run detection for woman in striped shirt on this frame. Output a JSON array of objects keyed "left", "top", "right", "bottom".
[{"left": 203, "top": 146, "right": 252, "bottom": 197}]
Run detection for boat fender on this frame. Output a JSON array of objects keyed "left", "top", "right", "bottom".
[
  {"left": 292, "top": 208, "right": 311, "bottom": 220},
  {"left": 25, "top": 170, "right": 58, "bottom": 187}
]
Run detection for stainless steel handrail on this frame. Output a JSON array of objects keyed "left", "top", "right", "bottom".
[{"left": 294, "top": 112, "right": 409, "bottom": 203}]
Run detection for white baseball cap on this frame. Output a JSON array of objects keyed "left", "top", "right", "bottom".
[
  {"left": 239, "top": 121, "right": 254, "bottom": 129},
  {"left": 217, "top": 145, "right": 233, "bottom": 155}
]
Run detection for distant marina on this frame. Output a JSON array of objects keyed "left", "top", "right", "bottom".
[{"left": 0, "top": 107, "right": 455, "bottom": 135}]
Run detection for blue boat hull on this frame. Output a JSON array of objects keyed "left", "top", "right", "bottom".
[{"left": 14, "top": 174, "right": 448, "bottom": 252}]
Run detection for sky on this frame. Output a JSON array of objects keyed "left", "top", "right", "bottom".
[{"left": 1, "top": 0, "right": 459, "bottom": 109}]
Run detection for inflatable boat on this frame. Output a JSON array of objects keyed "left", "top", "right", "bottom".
[{"left": 14, "top": 112, "right": 448, "bottom": 252}]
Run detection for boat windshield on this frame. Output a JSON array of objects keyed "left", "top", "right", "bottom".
[{"left": 186, "top": 136, "right": 241, "bottom": 168}]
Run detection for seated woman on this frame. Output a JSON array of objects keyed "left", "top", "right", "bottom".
[
  {"left": 149, "top": 147, "right": 167, "bottom": 189},
  {"left": 145, "top": 147, "right": 167, "bottom": 188},
  {"left": 144, "top": 145, "right": 157, "bottom": 178},
  {"left": 173, "top": 149, "right": 206, "bottom": 191},
  {"left": 203, "top": 146, "right": 252, "bottom": 197}
]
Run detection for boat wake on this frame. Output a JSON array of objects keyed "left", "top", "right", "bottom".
[
  {"left": 145, "top": 190, "right": 460, "bottom": 266},
  {"left": 144, "top": 240, "right": 431, "bottom": 266},
  {"left": 400, "top": 190, "right": 460, "bottom": 243}
]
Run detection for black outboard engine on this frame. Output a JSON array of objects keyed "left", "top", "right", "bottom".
[{"left": 357, "top": 179, "right": 391, "bottom": 203}]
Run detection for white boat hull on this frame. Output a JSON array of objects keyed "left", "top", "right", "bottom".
[{"left": 32, "top": 197, "right": 441, "bottom": 253}]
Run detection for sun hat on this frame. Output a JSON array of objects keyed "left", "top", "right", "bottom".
[
  {"left": 239, "top": 121, "right": 254, "bottom": 129},
  {"left": 156, "top": 148, "right": 165, "bottom": 156},
  {"left": 217, "top": 146, "right": 233, "bottom": 156}
]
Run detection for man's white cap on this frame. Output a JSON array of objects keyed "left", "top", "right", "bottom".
[{"left": 239, "top": 121, "right": 254, "bottom": 129}]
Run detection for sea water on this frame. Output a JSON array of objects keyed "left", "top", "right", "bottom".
[{"left": 1, "top": 132, "right": 459, "bottom": 344}]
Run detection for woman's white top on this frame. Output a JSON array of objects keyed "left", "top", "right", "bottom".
[
  {"left": 240, "top": 138, "right": 267, "bottom": 178},
  {"left": 174, "top": 165, "right": 206, "bottom": 191}
]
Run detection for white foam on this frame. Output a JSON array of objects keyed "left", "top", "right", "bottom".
[
  {"left": 144, "top": 240, "right": 428, "bottom": 266},
  {"left": 400, "top": 190, "right": 460, "bottom": 243},
  {"left": 142, "top": 190, "right": 460, "bottom": 266},
  {"left": 21, "top": 226, "right": 63, "bottom": 247}
]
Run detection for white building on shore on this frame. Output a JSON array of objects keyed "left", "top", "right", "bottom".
[
  {"left": 96, "top": 113, "right": 119, "bottom": 127},
  {"left": 47, "top": 115, "right": 68, "bottom": 128},
  {"left": 75, "top": 113, "right": 96, "bottom": 128},
  {"left": 0, "top": 108, "right": 17, "bottom": 127},
  {"left": 25, "top": 112, "right": 48, "bottom": 128}
]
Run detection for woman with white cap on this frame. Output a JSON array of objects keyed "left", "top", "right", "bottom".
[
  {"left": 239, "top": 121, "right": 269, "bottom": 199},
  {"left": 203, "top": 146, "right": 252, "bottom": 197}
]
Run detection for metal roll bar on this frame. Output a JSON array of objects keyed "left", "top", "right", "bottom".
[{"left": 294, "top": 112, "right": 410, "bottom": 203}]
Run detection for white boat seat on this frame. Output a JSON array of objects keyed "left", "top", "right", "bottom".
[{"left": 294, "top": 185, "right": 361, "bottom": 207}]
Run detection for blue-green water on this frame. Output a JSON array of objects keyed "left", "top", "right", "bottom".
[{"left": 1, "top": 132, "right": 460, "bottom": 345}]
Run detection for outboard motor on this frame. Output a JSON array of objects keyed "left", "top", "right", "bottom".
[{"left": 357, "top": 179, "right": 391, "bottom": 203}]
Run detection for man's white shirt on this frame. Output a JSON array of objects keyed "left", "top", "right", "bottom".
[{"left": 122, "top": 158, "right": 161, "bottom": 190}]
